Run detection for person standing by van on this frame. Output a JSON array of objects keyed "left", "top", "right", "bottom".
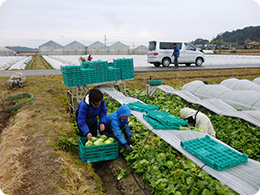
[{"left": 172, "top": 43, "right": 180, "bottom": 67}]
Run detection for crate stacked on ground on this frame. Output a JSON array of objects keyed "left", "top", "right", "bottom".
[
  {"left": 61, "top": 65, "right": 83, "bottom": 87},
  {"left": 113, "top": 58, "right": 134, "bottom": 80}
]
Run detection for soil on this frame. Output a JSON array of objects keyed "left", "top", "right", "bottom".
[
  {"left": 94, "top": 157, "right": 151, "bottom": 195},
  {"left": 0, "top": 102, "right": 13, "bottom": 133}
]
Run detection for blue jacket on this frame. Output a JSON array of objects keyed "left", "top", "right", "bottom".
[
  {"left": 172, "top": 46, "right": 180, "bottom": 58},
  {"left": 76, "top": 95, "right": 107, "bottom": 136},
  {"left": 105, "top": 105, "right": 132, "bottom": 145}
]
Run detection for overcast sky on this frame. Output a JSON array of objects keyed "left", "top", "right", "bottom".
[{"left": 0, "top": 0, "right": 260, "bottom": 48}]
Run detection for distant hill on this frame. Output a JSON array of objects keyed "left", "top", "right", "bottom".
[
  {"left": 5, "top": 46, "right": 38, "bottom": 53},
  {"left": 211, "top": 26, "right": 260, "bottom": 44}
]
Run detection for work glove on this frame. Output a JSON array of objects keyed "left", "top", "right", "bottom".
[
  {"left": 127, "top": 137, "right": 132, "bottom": 145},
  {"left": 124, "top": 144, "right": 133, "bottom": 153}
]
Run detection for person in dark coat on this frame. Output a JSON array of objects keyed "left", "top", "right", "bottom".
[
  {"left": 76, "top": 88, "right": 107, "bottom": 140},
  {"left": 172, "top": 43, "right": 180, "bottom": 67}
]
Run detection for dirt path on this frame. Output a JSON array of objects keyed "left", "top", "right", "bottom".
[
  {"left": 94, "top": 157, "right": 151, "bottom": 195},
  {"left": 26, "top": 55, "right": 53, "bottom": 70}
]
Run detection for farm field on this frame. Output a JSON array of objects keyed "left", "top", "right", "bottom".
[
  {"left": 1, "top": 53, "right": 260, "bottom": 71},
  {"left": 0, "top": 68, "right": 260, "bottom": 195}
]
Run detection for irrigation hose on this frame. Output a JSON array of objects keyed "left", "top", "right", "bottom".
[
  {"left": 186, "top": 164, "right": 206, "bottom": 195},
  {"left": 2, "top": 93, "right": 35, "bottom": 112},
  {"left": 129, "top": 130, "right": 153, "bottom": 194}
]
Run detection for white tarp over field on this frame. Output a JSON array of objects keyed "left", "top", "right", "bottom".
[
  {"left": 98, "top": 85, "right": 260, "bottom": 195},
  {"left": 148, "top": 78, "right": 260, "bottom": 128}
]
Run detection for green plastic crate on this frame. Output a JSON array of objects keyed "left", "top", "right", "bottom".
[
  {"left": 78, "top": 135, "right": 119, "bottom": 163},
  {"left": 61, "top": 65, "right": 84, "bottom": 87},
  {"left": 149, "top": 80, "right": 162, "bottom": 85},
  {"left": 143, "top": 114, "right": 179, "bottom": 130},
  {"left": 113, "top": 58, "right": 134, "bottom": 80},
  {"left": 146, "top": 110, "right": 188, "bottom": 127},
  {"left": 80, "top": 68, "right": 95, "bottom": 85},
  {"left": 126, "top": 101, "right": 159, "bottom": 112},
  {"left": 181, "top": 135, "right": 248, "bottom": 171}
]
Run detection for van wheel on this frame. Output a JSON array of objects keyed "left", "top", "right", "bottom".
[
  {"left": 185, "top": 63, "right": 191, "bottom": 66},
  {"left": 195, "top": 57, "right": 203, "bottom": 66},
  {"left": 162, "top": 58, "right": 171, "bottom": 67},
  {"left": 154, "top": 63, "right": 161, "bottom": 67}
]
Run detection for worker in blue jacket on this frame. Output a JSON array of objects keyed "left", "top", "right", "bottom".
[
  {"left": 172, "top": 43, "right": 180, "bottom": 67},
  {"left": 102, "top": 105, "right": 133, "bottom": 153},
  {"left": 76, "top": 88, "right": 107, "bottom": 140}
]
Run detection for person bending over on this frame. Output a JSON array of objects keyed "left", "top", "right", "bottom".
[
  {"left": 76, "top": 88, "right": 107, "bottom": 140},
  {"left": 102, "top": 105, "right": 133, "bottom": 153}
]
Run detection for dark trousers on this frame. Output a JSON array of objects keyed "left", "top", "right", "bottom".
[{"left": 174, "top": 57, "right": 178, "bottom": 66}]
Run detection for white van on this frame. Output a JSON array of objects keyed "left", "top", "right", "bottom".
[{"left": 147, "top": 41, "right": 205, "bottom": 67}]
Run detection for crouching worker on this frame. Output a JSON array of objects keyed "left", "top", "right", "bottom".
[
  {"left": 180, "top": 107, "right": 216, "bottom": 137},
  {"left": 102, "top": 105, "right": 133, "bottom": 153},
  {"left": 76, "top": 88, "right": 107, "bottom": 140}
]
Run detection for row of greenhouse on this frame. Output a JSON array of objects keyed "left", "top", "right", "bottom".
[{"left": 38, "top": 40, "right": 148, "bottom": 55}]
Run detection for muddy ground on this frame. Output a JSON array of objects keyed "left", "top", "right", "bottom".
[{"left": 94, "top": 157, "right": 151, "bottom": 195}]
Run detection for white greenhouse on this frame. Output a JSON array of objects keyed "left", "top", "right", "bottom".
[
  {"left": 87, "top": 41, "right": 108, "bottom": 55},
  {"left": 0, "top": 47, "right": 14, "bottom": 56},
  {"left": 109, "top": 41, "right": 129, "bottom": 54},
  {"left": 63, "top": 41, "right": 87, "bottom": 55},
  {"left": 39, "top": 40, "right": 64, "bottom": 55},
  {"left": 132, "top": 45, "right": 148, "bottom": 55}
]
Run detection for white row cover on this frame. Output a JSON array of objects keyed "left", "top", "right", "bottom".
[
  {"left": 47, "top": 55, "right": 149, "bottom": 68},
  {"left": 97, "top": 85, "right": 260, "bottom": 195},
  {"left": 42, "top": 55, "right": 66, "bottom": 69},
  {"left": 152, "top": 79, "right": 260, "bottom": 127},
  {"left": 221, "top": 78, "right": 260, "bottom": 92},
  {"left": 8, "top": 56, "right": 33, "bottom": 70},
  {"left": 0, "top": 56, "right": 28, "bottom": 70}
]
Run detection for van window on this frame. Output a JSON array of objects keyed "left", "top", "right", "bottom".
[
  {"left": 185, "top": 43, "right": 196, "bottom": 51},
  {"left": 148, "top": 41, "right": 156, "bottom": 51},
  {"left": 160, "top": 42, "right": 173, "bottom": 49},
  {"left": 160, "top": 42, "right": 182, "bottom": 50}
]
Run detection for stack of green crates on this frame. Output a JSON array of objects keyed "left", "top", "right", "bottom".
[
  {"left": 82, "top": 61, "right": 108, "bottom": 83},
  {"left": 107, "top": 67, "right": 121, "bottom": 81},
  {"left": 78, "top": 135, "right": 119, "bottom": 163},
  {"left": 61, "top": 65, "right": 82, "bottom": 87},
  {"left": 181, "top": 135, "right": 248, "bottom": 171},
  {"left": 80, "top": 68, "right": 95, "bottom": 85},
  {"left": 61, "top": 58, "right": 135, "bottom": 88},
  {"left": 113, "top": 58, "right": 134, "bottom": 80}
]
